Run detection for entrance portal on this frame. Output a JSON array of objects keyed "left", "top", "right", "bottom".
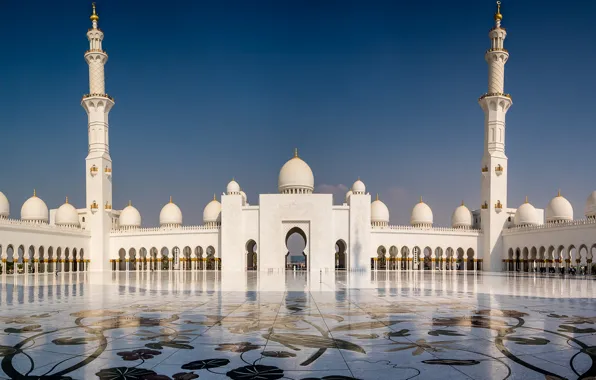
[
  {"left": 246, "top": 240, "right": 257, "bottom": 271},
  {"left": 335, "top": 239, "right": 347, "bottom": 270},
  {"left": 285, "top": 227, "right": 307, "bottom": 271}
]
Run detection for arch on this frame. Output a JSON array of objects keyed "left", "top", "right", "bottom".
[
  {"left": 400, "top": 246, "right": 409, "bottom": 270},
  {"left": 195, "top": 246, "right": 204, "bottom": 270},
  {"left": 38, "top": 246, "right": 45, "bottom": 273},
  {"left": 64, "top": 247, "right": 71, "bottom": 272},
  {"left": 150, "top": 247, "right": 158, "bottom": 270},
  {"left": 206, "top": 246, "right": 216, "bottom": 270},
  {"left": 79, "top": 248, "right": 85, "bottom": 271},
  {"left": 72, "top": 248, "right": 78, "bottom": 272},
  {"left": 286, "top": 227, "right": 307, "bottom": 271},
  {"left": 434, "top": 247, "right": 443, "bottom": 270},
  {"left": 445, "top": 247, "right": 454, "bottom": 270},
  {"left": 389, "top": 245, "right": 398, "bottom": 270},
  {"left": 522, "top": 247, "right": 529, "bottom": 272},
  {"left": 118, "top": 248, "right": 126, "bottom": 271},
  {"left": 139, "top": 247, "right": 148, "bottom": 271},
  {"left": 183, "top": 246, "right": 192, "bottom": 270},
  {"left": 129, "top": 248, "right": 137, "bottom": 271},
  {"left": 160, "top": 247, "right": 170, "bottom": 270},
  {"left": 412, "top": 247, "right": 422, "bottom": 270},
  {"left": 465, "top": 248, "right": 475, "bottom": 270},
  {"left": 47, "top": 246, "right": 54, "bottom": 273},
  {"left": 246, "top": 240, "right": 257, "bottom": 271},
  {"left": 6, "top": 245, "right": 14, "bottom": 274},
  {"left": 376, "top": 246, "right": 387, "bottom": 270},
  {"left": 335, "top": 239, "right": 347, "bottom": 270},
  {"left": 454, "top": 248, "right": 464, "bottom": 271}
]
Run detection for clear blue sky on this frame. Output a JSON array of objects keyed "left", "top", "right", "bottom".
[{"left": 0, "top": 0, "right": 594, "bottom": 227}]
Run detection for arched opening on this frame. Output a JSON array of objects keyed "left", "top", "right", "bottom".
[
  {"left": 456, "top": 248, "right": 465, "bottom": 270},
  {"left": 160, "top": 247, "right": 169, "bottom": 270},
  {"left": 389, "top": 246, "right": 398, "bottom": 270},
  {"left": 6, "top": 245, "right": 14, "bottom": 274},
  {"left": 578, "top": 245, "right": 589, "bottom": 274},
  {"left": 522, "top": 247, "right": 529, "bottom": 272},
  {"left": 335, "top": 240, "right": 347, "bottom": 270},
  {"left": 172, "top": 246, "right": 180, "bottom": 270},
  {"left": 17, "top": 245, "right": 25, "bottom": 273},
  {"left": 64, "top": 248, "right": 70, "bottom": 273},
  {"left": 423, "top": 247, "right": 432, "bottom": 270},
  {"left": 400, "top": 246, "right": 409, "bottom": 270},
  {"left": 286, "top": 227, "right": 307, "bottom": 270},
  {"left": 79, "top": 249, "right": 85, "bottom": 271},
  {"left": 413, "top": 247, "right": 422, "bottom": 270},
  {"left": 27, "top": 245, "right": 35, "bottom": 273},
  {"left": 445, "top": 247, "right": 454, "bottom": 270},
  {"left": 56, "top": 247, "right": 63, "bottom": 272},
  {"left": 195, "top": 246, "right": 204, "bottom": 270},
  {"left": 129, "top": 248, "right": 137, "bottom": 271},
  {"left": 514, "top": 248, "right": 521, "bottom": 271},
  {"left": 434, "top": 247, "right": 443, "bottom": 270},
  {"left": 568, "top": 245, "right": 577, "bottom": 273},
  {"left": 118, "top": 248, "right": 126, "bottom": 271},
  {"left": 150, "top": 247, "right": 158, "bottom": 271},
  {"left": 557, "top": 245, "right": 566, "bottom": 273},
  {"left": 38, "top": 246, "right": 45, "bottom": 273},
  {"left": 547, "top": 246, "right": 556, "bottom": 273},
  {"left": 47, "top": 247, "right": 54, "bottom": 273},
  {"left": 376, "top": 246, "right": 387, "bottom": 270},
  {"left": 183, "top": 246, "right": 192, "bottom": 270},
  {"left": 246, "top": 240, "right": 257, "bottom": 271},
  {"left": 140, "top": 248, "right": 148, "bottom": 271},
  {"left": 72, "top": 248, "right": 78, "bottom": 272},
  {"left": 530, "top": 247, "right": 538, "bottom": 272},
  {"left": 206, "top": 246, "right": 216, "bottom": 270},
  {"left": 466, "top": 248, "right": 475, "bottom": 270}
]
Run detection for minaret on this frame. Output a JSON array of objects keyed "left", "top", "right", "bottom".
[
  {"left": 479, "top": 1, "right": 512, "bottom": 272},
  {"left": 82, "top": 3, "right": 114, "bottom": 272}
]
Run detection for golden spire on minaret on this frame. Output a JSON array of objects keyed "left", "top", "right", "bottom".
[
  {"left": 494, "top": 1, "right": 503, "bottom": 21},
  {"left": 90, "top": 3, "right": 99, "bottom": 22}
]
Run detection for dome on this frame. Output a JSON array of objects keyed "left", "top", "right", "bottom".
[
  {"left": 411, "top": 197, "right": 433, "bottom": 227},
  {"left": 345, "top": 190, "right": 353, "bottom": 204},
  {"left": 352, "top": 178, "right": 366, "bottom": 194},
  {"left": 0, "top": 191, "right": 9, "bottom": 218},
  {"left": 119, "top": 201, "right": 141, "bottom": 229},
  {"left": 160, "top": 197, "right": 182, "bottom": 227},
  {"left": 514, "top": 197, "right": 539, "bottom": 226},
  {"left": 585, "top": 191, "right": 596, "bottom": 219},
  {"left": 371, "top": 194, "right": 390, "bottom": 226},
  {"left": 451, "top": 202, "right": 472, "bottom": 229},
  {"left": 203, "top": 195, "right": 221, "bottom": 225},
  {"left": 55, "top": 198, "right": 80, "bottom": 227},
  {"left": 240, "top": 190, "right": 247, "bottom": 206},
  {"left": 278, "top": 149, "right": 314, "bottom": 194},
  {"left": 227, "top": 179, "right": 240, "bottom": 195},
  {"left": 21, "top": 190, "right": 48, "bottom": 223},
  {"left": 545, "top": 191, "right": 573, "bottom": 223}
]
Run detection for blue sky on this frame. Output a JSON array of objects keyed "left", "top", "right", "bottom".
[{"left": 0, "top": 0, "right": 594, "bottom": 227}]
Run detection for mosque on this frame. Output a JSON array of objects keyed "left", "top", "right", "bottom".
[{"left": 0, "top": 3, "right": 595, "bottom": 277}]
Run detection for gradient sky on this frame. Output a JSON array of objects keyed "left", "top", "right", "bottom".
[{"left": 0, "top": 0, "right": 594, "bottom": 227}]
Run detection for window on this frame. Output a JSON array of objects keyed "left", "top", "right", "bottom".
[{"left": 82, "top": 217, "right": 85, "bottom": 222}]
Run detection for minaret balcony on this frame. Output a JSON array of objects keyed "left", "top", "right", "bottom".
[
  {"left": 495, "top": 165, "right": 504, "bottom": 176},
  {"left": 82, "top": 93, "right": 114, "bottom": 101},
  {"left": 478, "top": 92, "right": 512, "bottom": 101},
  {"left": 90, "top": 165, "right": 99, "bottom": 177},
  {"left": 486, "top": 47, "right": 508, "bottom": 53},
  {"left": 104, "top": 202, "right": 112, "bottom": 210}
]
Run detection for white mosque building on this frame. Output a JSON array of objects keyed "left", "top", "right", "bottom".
[{"left": 0, "top": 3, "right": 595, "bottom": 277}]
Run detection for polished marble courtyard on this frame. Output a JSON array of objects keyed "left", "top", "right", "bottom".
[{"left": 0, "top": 271, "right": 595, "bottom": 379}]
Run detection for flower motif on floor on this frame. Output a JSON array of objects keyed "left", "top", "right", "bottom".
[
  {"left": 386, "top": 339, "right": 453, "bottom": 355},
  {"left": 95, "top": 367, "right": 158, "bottom": 380},
  {"left": 172, "top": 372, "right": 199, "bottom": 380},
  {"left": 216, "top": 342, "right": 260, "bottom": 353},
  {"left": 181, "top": 358, "right": 230, "bottom": 370},
  {"left": 117, "top": 349, "right": 162, "bottom": 361},
  {"left": 226, "top": 365, "right": 284, "bottom": 380}
]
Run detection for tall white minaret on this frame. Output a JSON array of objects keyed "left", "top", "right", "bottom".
[
  {"left": 82, "top": 3, "right": 114, "bottom": 272},
  {"left": 479, "top": 1, "right": 512, "bottom": 272}
]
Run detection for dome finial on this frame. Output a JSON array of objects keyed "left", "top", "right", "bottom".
[
  {"left": 213, "top": 193, "right": 216, "bottom": 201},
  {"left": 557, "top": 189, "right": 561, "bottom": 197},
  {"left": 524, "top": 195, "right": 528, "bottom": 204},
  {"left": 376, "top": 193, "right": 379, "bottom": 201},
  {"left": 169, "top": 195, "right": 173, "bottom": 203},
  {"left": 90, "top": 2, "right": 99, "bottom": 23},
  {"left": 419, "top": 196, "right": 423, "bottom": 203},
  {"left": 65, "top": 196, "right": 69, "bottom": 204},
  {"left": 33, "top": 189, "right": 36, "bottom": 197},
  {"left": 128, "top": 200, "right": 132, "bottom": 207},
  {"left": 294, "top": 148, "right": 298, "bottom": 158},
  {"left": 461, "top": 200, "right": 465, "bottom": 206},
  {"left": 494, "top": 1, "right": 503, "bottom": 22}
]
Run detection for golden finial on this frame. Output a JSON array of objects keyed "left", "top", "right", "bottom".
[
  {"left": 65, "top": 196, "right": 69, "bottom": 204},
  {"left": 376, "top": 193, "right": 379, "bottom": 201},
  {"left": 357, "top": 176, "right": 360, "bottom": 181},
  {"left": 90, "top": 2, "right": 99, "bottom": 22},
  {"left": 128, "top": 200, "right": 132, "bottom": 207},
  {"left": 294, "top": 148, "right": 299, "bottom": 158},
  {"left": 213, "top": 193, "right": 216, "bottom": 201},
  {"left": 33, "top": 189, "right": 36, "bottom": 197},
  {"left": 557, "top": 189, "right": 561, "bottom": 197},
  {"left": 169, "top": 196, "right": 173, "bottom": 203},
  {"left": 232, "top": 177, "right": 235, "bottom": 182},
  {"left": 524, "top": 195, "right": 528, "bottom": 204},
  {"left": 461, "top": 200, "right": 465, "bottom": 206},
  {"left": 494, "top": 1, "right": 503, "bottom": 21},
  {"left": 419, "top": 196, "right": 423, "bottom": 203}
]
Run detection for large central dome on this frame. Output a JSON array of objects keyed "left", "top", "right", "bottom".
[{"left": 278, "top": 149, "right": 314, "bottom": 194}]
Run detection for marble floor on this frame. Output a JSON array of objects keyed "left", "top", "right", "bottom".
[{"left": 0, "top": 271, "right": 594, "bottom": 380}]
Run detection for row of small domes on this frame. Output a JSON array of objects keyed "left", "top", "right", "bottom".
[
  {"left": 514, "top": 191, "right": 596, "bottom": 226},
  {"left": 0, "top": 191, "right": 80, "bottom": 227}
]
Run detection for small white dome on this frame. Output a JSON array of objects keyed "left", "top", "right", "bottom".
[
  {"left": 160, "top": 197, "right": 182, "bottom": 227},
  {"left": 55, "top": 198, "right": 80, "bottom": 227},
  {"left": 411, "top": 198, "right": 433, "bottom": 227},
  {"left": 514, "top": 198, "right": 539, "bottom": 226},
  {"left": 227, "top": 179, "right": 240, "bottom": 194},
  {"left": 585, "top": 191, "right": 596, "bottom": 218},
  {"left": 203, "top": 195, "right": 221, "bottom": 225},
  {"left": 119, "top": 202, "right": 141, "bottom": 228},
  {"left": 451, "top": 202, "right": 472, "bottom": 229},
  {"left": 371, "top": 195, "right": 390, "bottom": 225},
  {"left": 21, "top": 191, "right": 48, "bottom": 223},
  {"left": 345, "top": 190, "right": 353, "bottom": 204},
  {"left": 240, "top": 190, "right": 247, "bottom": 205},
  {"left": 545, "top": 191, "right": 573, "bottom": 223},
  {"left": 278, "top": 149, "right": 314, "bottom": 194},
  {"left": 0, "top": 191, "right": 9, "bottom": 218},
  {"left": 352, "top": 179, "right": 366, "bottom": 194}
]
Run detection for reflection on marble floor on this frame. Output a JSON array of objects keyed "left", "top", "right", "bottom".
[{"left": 0, "top": 271, "right": 595, "bottom": 379}]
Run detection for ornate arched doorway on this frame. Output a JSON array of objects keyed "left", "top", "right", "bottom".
[
  {"left": 285, "top": 227, "right": 307, "bottom": 270},
  {"left": 335, "top": 240, "right": 347, "bottom": 270},
  {"left": 246, "top": 240, "right": 257, "bottom": 271}
]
